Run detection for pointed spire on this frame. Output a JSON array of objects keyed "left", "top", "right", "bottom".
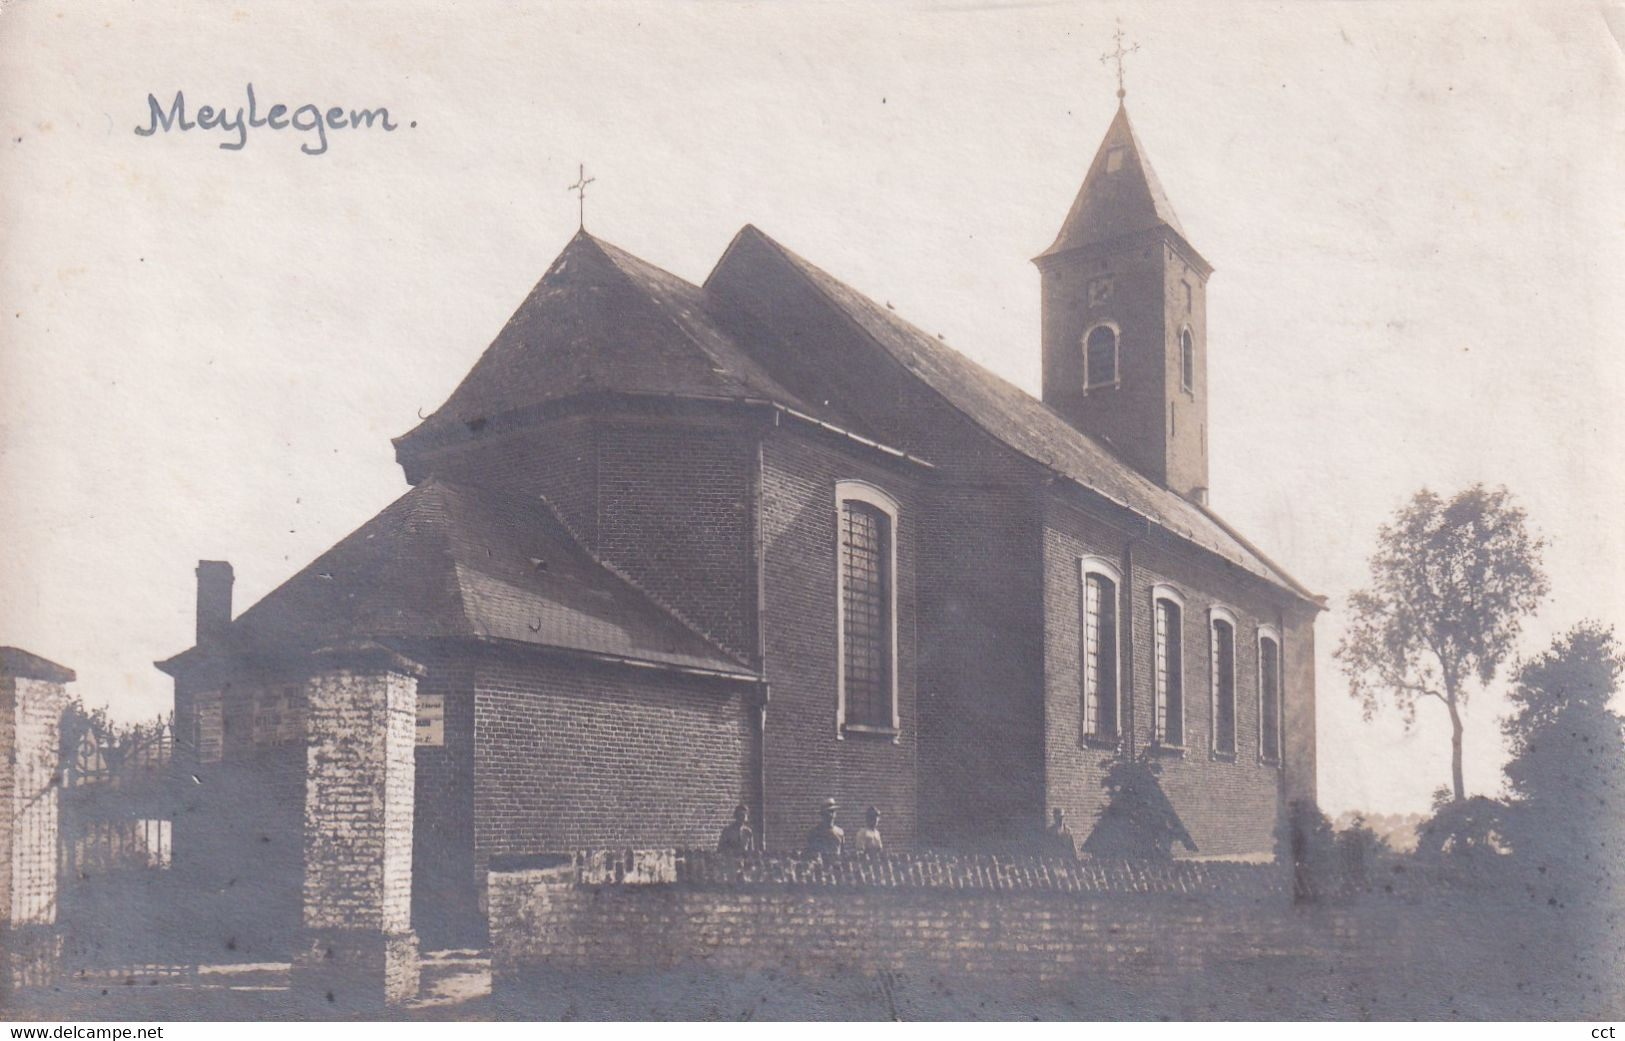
[{"left": 1035, "top": 103, "right": 1200, "bottom": 266}]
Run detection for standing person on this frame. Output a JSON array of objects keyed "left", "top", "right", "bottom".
[
  {"left": 1046, "top": 807, "right": 1076, "bottom": 859},
  {"left": 854, "top": 805, "right": 885, "bottom": 854},
  {"left": 718, "top": 803, "right": 755, "bottom": 854},
  {"left": 804, "top": 797, "right": 844, "bottom": 856}
]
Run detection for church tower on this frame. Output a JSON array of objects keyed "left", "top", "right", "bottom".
[{"left": 1035, "top": 101, "right": 1214, "bottom": 502}]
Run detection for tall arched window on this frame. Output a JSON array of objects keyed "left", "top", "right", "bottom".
[
  {"left": 1152, "top": 586, "right": 1185, "bottom": 747},
  {"left": 1209, "top": 608, "right": 1237, "bottom": 757},
  {"left": 1258, "top": 627, "right": 1282, "bottom": 764},
  {"left": 836, "top": 481, "right": 899, "bottom": 735},
  {"left": 1084, "top": 323, "right": 1118, "bottom": 389},
  {"left": 1080, "top": 558, "right": 1121, "bottom": 742},
  {"left": 1180, "top": 327, "right": 1195, "bottom": 392}
]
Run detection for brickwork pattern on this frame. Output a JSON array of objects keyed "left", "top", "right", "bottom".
[
  {"left": 411, "top": 651, "right": 479, "bottom": 943},
  {"left": 1042, "top": 497, "right": 1288, "bottom": 858},
  {"left": 301, "top": 667, "right": 418, "bottom": 935},
  {"left": 540, "top": 847, "right": 1285, "bottom": 893},
  {"left": 708, "top": 226, "right": 1050, "bottom": 849},
  {"left": 1041, "top": 243, "right": 1176, "bottom": 487},
  {"left": 471, "top": 656, "right": 754, "bottom": 884},
  {"left": 0, "top": 679, "right": 12, "bottom": 923},
  {"left": 488, "top": 852, "right": 1309, "bottom": 991},
  {"left": 403, "top": 415, "right": 598, "bottom": 543},
  {"left": 914, "top": 478, "right": 1048, "bottom": 849},
  {"left": 595, "top": 420, "right": 757, "bottom": 659},
  {"left": 759, "top": 433, "right": 920, "bottom": 851},
  {"left": 2, "top": 676, "right": 69, "bottom": 927}
]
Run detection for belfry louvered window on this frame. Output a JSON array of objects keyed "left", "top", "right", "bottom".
[
  {"left": 1085, "top": 324, "right": 1119, "bottom": 389},
  {"left": 836, "top": 481, "right": 898, "bottom": 734}
]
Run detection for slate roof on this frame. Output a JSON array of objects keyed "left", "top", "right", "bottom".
[
  {"left": 708, "top": 225, "right": 1316, "bottom": 601},
  {"left": 396, "top": 231, "right": 826, "bottom": 449},
  {"left": 1036, "top": 103, "right": 1204, "bottom": 267},
  {"left": 158, "top": 479, "right": 752, "bottom": 677},
  {"left": 383, "top": 220, "right": 1310, "bottom": 601}
]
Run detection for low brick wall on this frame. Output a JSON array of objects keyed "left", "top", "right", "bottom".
[{"left": 489, "top": 849, "right": 1338, "bottom": 1012}]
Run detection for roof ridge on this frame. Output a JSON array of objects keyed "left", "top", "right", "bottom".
[
  {"left": 229, "top": 481, "right": 438, "bottom": 632},
  {"left": 581, "top": 234, "right": 769, "bottom": 395},
  {"left": 724, "top": 226, "right": 1318, "bottom": 604},
  {"left": 733, "top": 226, "right": 1121, "bottom": 475},
  {"left": 531, "top": 492, "right": 756, "bottom": 669},
  {"left": 1191, "top": 500, "right": 1324, "bottom": 608},
  {"left": 397, "top": 233, "right": 778, "bottom": 450},
  {"left": 416, "top": 479, "right": 492, "bottom": 638}
]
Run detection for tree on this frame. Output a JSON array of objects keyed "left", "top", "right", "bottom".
[
  {"left": 1080, "top": 754, "right": 1197, "bottom": 861},
  {"left": 1500, "top": 622, "right": 1625, "bottom": 898},
  {"left": 1413, "top": 790, "right": 1507, "bottom": 876},
  {"left": 1336, "top": 485, "right": 1547, "bottom": 802}
]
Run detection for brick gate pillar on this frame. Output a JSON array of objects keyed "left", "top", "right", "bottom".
[
  {"left": 0, "top": 647, "right": 74, "bottom": 998},
  {"left": 291, "top": 642, "right": 423, "bottom": 1009}
]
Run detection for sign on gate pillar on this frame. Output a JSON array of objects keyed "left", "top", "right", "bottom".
[
  {"left": 292, "top": 641, "right": 424, "bottom": 1010},
  {"left": 0, "top": 647, "right": 75, "bottom": 997}
]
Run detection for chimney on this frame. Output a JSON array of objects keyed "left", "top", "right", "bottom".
[{"left": 195, "top": 560, "right": 234, "bottom": 646}]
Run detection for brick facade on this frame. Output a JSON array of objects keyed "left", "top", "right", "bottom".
[
  {"left": 1, "top": 675, "right": 69, "bottom": 929},
  {"left": 293, "top": 651, "right": 421, "bottom": 1007},
  {"left": 758, "top": 431, "right": 921, "bottom": 851},
  {"left": 1042, "top": 495, "right": 1288, "bottom": 858},
  {"left": 411, "top": 649, "right": 478, "bottom": 946},
  {"left": 487, "top": 851, "right": 1330, "bottom": 1014},
  {"left": 400, "top": 408, "right": 760, "bottom": 664},
  {"left": 596, "top": 419, "right": 758, "bottom": 660},
  {"left": 1, "top": 650, "right": 74, "bottom": 997},
  {"left": 471, "top": 653, "right": 757, "bottom": 888},
  {"left": 160, "top": 163, "right": 1322, "bottom": 969}
]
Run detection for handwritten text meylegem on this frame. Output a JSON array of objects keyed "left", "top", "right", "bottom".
[{"left": 134, "top": 84, "right": 404, "bottom": 156}]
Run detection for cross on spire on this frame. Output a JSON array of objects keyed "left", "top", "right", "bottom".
[
  {"left": 1100, "top": 20, "right": 1139, "bottom": 101},
  {"left": 567, "top": 163, "right": 595, "bottom": 230}
]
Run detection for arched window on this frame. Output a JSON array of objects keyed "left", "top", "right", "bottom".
[
  {"left": 1084, "top": 323, "right": 1118, "bottom": 390},
  {"left": 1209, "top": 608, "right": 1237, "bottom": 757},
  {"left": 1258, "top": 626, "right": 1282, "bottom": 765},
  {"left": 1180, "top": 327, "right": 1195, "bottom": 392},
  {"left": 1080, "top": 558, "right": 1121, "bottom": 742},
  {"left": 1152, "top": 585, "right": 1185, "bottom": 747},
  {"left": 836, "top": 481, "right": 899, "bottom": 735}
]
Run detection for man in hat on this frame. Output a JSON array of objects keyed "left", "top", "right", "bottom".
[
  {"left": 804, "top": 796, "right": 844, "bottom": 856},
  {"left": 718, "top": 803, "right": 755, "bottom": 854},
  {"left": 854, "top": 805, "right": 884, "bottom": 855}
]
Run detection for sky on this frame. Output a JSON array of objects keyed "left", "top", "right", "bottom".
[{"left": 1, "top": 0, "right": 1621, "bottom": 815}]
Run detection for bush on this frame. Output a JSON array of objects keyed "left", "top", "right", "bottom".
[
  {"left": 1277, "top": 801, "right": 1393, "bottom": 902},
  {"left": 1080, "top": 754, "right": 1197, "bottom": 861}
]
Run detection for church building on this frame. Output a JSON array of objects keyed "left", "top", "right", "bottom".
[{"left": 158, "top": 99, "right": 1322, "bottom": 955}]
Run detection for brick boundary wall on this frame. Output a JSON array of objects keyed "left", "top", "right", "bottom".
[{"left": 487, "top": 849, "right": 1356, "bottom": 1014}]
